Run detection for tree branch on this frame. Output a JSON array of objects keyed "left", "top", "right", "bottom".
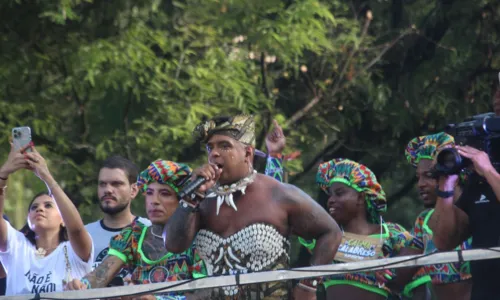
[
  {"left": 175, "top": 49, "right": 186, "bottom": 80},
  {"left": 260, "top": 52, "right": 270, "bottom": 98},
  {"left": 289, "top": 140, "right": 343, "bottom": 184},
  {"left": 362, "top": 28, "right": 413, "bottom": 70},
  {"left": 284, "top": 14, "right": 373, "bottom": 127},
  {"left": 57, "top": 54, "right": 89, "bottom": 143},
  {"left": 123, "top": 88, "right": 134, "bottom": 159}
]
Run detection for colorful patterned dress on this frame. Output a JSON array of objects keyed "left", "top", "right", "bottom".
[
  {"left": 300, "top": 222, "right": 422, "bottom": 298},
  {"left": 264, "top": 155, "right": 284, "bottom": 182},
  {"left": 108, "top": 220, "right": 206, "bottom": 299},
  {"left": 403, "top": 208, "right": 471, "bottom": 297}
]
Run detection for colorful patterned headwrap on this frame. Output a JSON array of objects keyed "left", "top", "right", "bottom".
[
  {"left": 405, "top": 132, "right": 455, "bottom": 167},
  {"left": 193, "top": 114, "right": 256, "bottom": 147},
  {"left": 137, "top": 160, "right": 192, "bottom": 194},
  {"left": 316, "top": 158, "right": 387, "bottom": 224}
]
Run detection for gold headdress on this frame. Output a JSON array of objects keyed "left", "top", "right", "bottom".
[{"left": 193, "top": 115, "right": 256, "bottom": 147}]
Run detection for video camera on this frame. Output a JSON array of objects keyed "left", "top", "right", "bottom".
[{"left": 434, "top": 113, "right": 500, "bottom": 175}]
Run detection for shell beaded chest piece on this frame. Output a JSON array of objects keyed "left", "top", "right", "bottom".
[{"left": 196, "top": 224, "right": 290, "bottom": 296}]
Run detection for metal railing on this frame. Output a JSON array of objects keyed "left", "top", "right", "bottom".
[{"left": 5, "top": 247, "right": 500, "bottom": 300}]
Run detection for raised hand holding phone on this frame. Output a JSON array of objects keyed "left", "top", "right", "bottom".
[
  {"left": 0, "top": 141, "right": 31, "bottom": 180},
  {"left": 12, "top": 127, "right": 32, "bottom": 153}
]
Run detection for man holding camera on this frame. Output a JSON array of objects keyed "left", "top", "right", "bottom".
[
  {"left": 430, "top": 85, "right": 500, "bottom": 299},
  {"left": 431, "top": 142, "right": 500, "bottom": 300}
]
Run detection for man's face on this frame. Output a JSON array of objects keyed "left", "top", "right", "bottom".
[
  {"left": 206, "top": 134, "right": 253, "bottom": 184},
  {"left": 416, "top": 159, "right": 437, "bottom": 208},
  {"left": 97, "top": 168, "right": 138, "bottom": 215},
  {"left": 493, "top": 88, "right": 500, "bottom": 116}
]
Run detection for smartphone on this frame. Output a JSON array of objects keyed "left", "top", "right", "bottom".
[{"left": 12, "top": 127, "right": 32, "bottom": 152}]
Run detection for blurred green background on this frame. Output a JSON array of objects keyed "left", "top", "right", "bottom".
[{"left": 0, "top": 0, "right": 498, "bottom": 241}]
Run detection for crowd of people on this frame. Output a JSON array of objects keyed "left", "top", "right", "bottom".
[{"left": 0, "top": 90, "right": 499, "bottom": 300}]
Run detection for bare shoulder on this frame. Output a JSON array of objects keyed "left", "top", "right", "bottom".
[
  {"left": 255, "top": 173, "right": 282, "bottom": 185},
  {"left": 265, "top": 178, "right": 315, "bottom": 207}
]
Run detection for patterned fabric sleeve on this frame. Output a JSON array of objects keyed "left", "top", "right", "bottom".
[
  {"left": 403, "top": 211, "right": 431, "bottom": 296},
  {"left": 411, "top": 211, "right": 426, "bottom": 242},
  {"left": 190, "top": 245, "right": 208, "bottom": 279},
  {"left": 386, "top": 222, "right": 423, "bottom": 254},
  {"left": 265, "top": 155, "right": 284, "bottom": 182},
  {"left": 108, "top": 223, "right": 142, "bottom": 265}
]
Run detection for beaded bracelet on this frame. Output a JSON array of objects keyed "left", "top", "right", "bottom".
[{"left": 81, "top": 278, "right": 92, "bottom": 289}]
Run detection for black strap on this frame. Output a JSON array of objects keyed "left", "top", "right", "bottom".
[
  {"left": 435, "top": 187, "right": 454, "bottom": 198},
  {"left": 235, "top": 272, "right": 241, "bottom": 286},
  {"left": 457, "top": 249, "right": 464, "bottom": 264}
]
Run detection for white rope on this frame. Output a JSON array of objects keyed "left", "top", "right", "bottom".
[{"left": 5, "top": 247, "right": 500, "bottom": 300}]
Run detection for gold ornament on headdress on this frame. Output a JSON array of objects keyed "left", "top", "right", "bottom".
[{"left": 193, "top": 114, "right": 256, "bottom": 147}]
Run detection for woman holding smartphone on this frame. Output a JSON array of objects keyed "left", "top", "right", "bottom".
[{"left": 0, "top": 142, "right": 94, "bottom": 295}]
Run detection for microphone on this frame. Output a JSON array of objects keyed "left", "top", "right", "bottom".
[{"left": 178, "top": 176, "right": 206, "bottom": 199}]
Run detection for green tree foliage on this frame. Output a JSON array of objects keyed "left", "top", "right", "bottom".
[{"left": 0, "top": 0, "right": 499, "bottom": 232}]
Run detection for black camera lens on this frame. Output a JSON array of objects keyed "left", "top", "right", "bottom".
[
  {"left": 435, "top": 148, "right": 464, "bottom": 175},
  {"left": 440, "top": 150, "right": 458, "bottom": 169}
]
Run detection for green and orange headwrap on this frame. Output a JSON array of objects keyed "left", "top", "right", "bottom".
[
  {"left": 137, "top": 160, "right": 192, "bottom": 194},
  {"left": 316, "top": 158, "right": 386, "bottom": 224},
  {"left": 405, "top": 132, "right": 455, "bottom": 167}
]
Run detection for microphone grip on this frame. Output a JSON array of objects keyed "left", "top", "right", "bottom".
[{"left": 178, "top": 177, "right": 206, "bottom": 199}]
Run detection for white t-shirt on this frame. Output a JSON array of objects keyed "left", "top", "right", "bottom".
[
  {"left": 85, "top": 217, "right": 150, "bottom": 278},
  {"left": 0, "top": 221, "right": 94, "bottom": 296}
]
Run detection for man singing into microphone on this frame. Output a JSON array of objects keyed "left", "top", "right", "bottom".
[{"left": 164, "top": 114, "right": 342, "bottom": 300}]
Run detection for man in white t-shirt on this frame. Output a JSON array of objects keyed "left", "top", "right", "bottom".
[{"left": 85, "top": 156, "right": 151, "bottom": 284}]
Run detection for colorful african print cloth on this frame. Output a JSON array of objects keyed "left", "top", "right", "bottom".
[
  {"left": 299, "top": 222, "right": 422, "bottom": 297},
  {"left": 405, "top": 132, "right": 472, "bottom": 183},
  {"left": 137, "top": 160, "right": 192, "bottom": 194},
  {"left": 411, "top": 209, "right": 472, "bottom": 284},
  {"left": 316, "top": 158, "right": 387, "bottom": 223},
  {"left": 265, "top": 156, "right": 284, "bottom": 182},
  {"left": 193, "top": 115, "right": 256, "bottom": 146},
  {"left": 405, "top": 132, "right": 455, "bottom": 167},
  {"left": 108, "top": 221, "right": 206, "bottom": 298}
]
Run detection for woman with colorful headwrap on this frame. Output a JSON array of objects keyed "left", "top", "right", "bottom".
[
  {"left": 298, "top": 159, "right": 423, "bottom": 300},
  {"left": 65, "top": 160, "right": 206, "bottom": 300},
  {"left": 403, "top": 133, "right": 472, "bottom": 300}
]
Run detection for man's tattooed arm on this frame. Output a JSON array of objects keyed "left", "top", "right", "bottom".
[
  {"left": 164, "top": 204, "right": 201, "bottom": 253},
  {"left": 143, "top": 225, "right": 171, "bottom": 261},
  {"left": 278, "top": 184, "right": 342, "bottom": 265},
  {"left": 82, "top": 256, "right": 124, "bottom": 288}
]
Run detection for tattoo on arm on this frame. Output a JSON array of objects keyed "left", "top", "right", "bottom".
[
  {"left": 83, "top": 256, "right": 124, "bottom": 288},
  {"left": 142, "top": 227, "right": 170, "bottom": 261},
  {"left": 164, "top": 206, "right": 201, "bottom": 253}
]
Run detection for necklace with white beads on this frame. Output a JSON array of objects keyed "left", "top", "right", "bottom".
[{"left": 207, "top": 170, "right": 257, "bottom": 215}]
